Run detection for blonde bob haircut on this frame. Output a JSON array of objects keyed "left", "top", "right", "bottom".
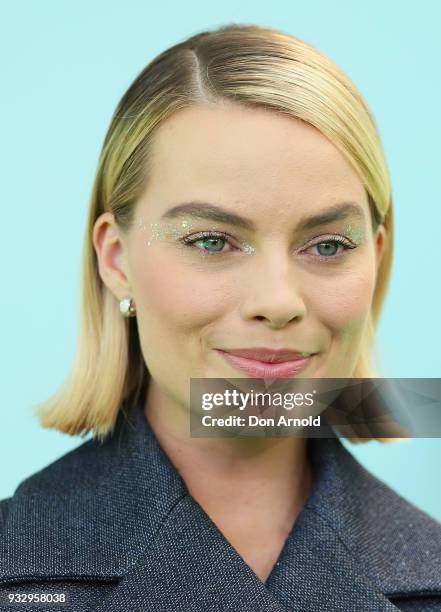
[{"left": 35, "top": 23, "right": 394, "bottom": 444}]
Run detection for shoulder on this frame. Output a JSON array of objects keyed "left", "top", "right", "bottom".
[
  {"left": 3, "top": 407, "right": 145, "bottom": 505},
  {"left": 312, "top": 437, "right": 441, "bottom": 532},
  {"left": 0, "top": 410, "right": 185, "bottom": 587},
  {"left": 346, "top": 446, "right": 441, "bottom": 601},
  {"left": 352, "top": 449, "right": 441, "bottom": 534},
  {"left": 0, "top": 437, "right": 126, "bottom": 608},
  {"left": 10, "top": 437, "right": 114, "bottom": 499},
  {"left": 1, "top": 424, "right": 133, "bottom": 517},
  {"left": 306, "top": 437, "right": 441, "bottom": 606},
  {"left": 0, "top": 436, "right": 114, "bottom": 552},
  {"left": 340, "top": 442, "right": 441, "bottom": 554},
  {"left": 364, "top": 477, "right": 441, "bottom": 609}
]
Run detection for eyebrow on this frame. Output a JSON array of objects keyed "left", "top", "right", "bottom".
[{"left": 161, "top": 201, "right": 365, "bottom": 231}]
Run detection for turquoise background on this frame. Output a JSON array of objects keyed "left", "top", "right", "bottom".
[{"left": 1, "top": 1, "right": 440, "bottom": 520}]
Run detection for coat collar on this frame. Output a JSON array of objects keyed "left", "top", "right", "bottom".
[{"left": 1, "top": 397, "right": 441, "bottom": 611}]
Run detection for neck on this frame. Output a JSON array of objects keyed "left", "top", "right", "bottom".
[{"left": 143, "top": 382, "right": 313, "bottom": 536}]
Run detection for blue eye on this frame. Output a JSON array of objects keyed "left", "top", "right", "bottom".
[
  {"left": 316, "top": 241, "right": 338, "bottom": 257},
  {"left": 303, "top": 236, "right": 357, "bottom": 259},
  {"left": 316, "top": 241, "right": 341, "bottom": 256},
  {"left": 181, "top": 232, "right": 357, "bottom": 260},
  {"left": 182, "top": 231, "right": 232, "bottom": 254},
  {"left": 193, "top": 236, "right": 226, "bottom": 252}
]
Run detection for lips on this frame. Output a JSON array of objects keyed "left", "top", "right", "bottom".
[
  {"left": 219, "top": 347, "right": 312, "bottom": 362},
  {"left": 215, "top": 347, "right": 315, "bottom": 378}
]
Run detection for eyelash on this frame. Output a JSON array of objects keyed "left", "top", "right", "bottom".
[{"left": 181, "top": 231, "right": 357, "bottom": 261}]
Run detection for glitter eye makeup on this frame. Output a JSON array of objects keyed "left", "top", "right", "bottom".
[
  {"left": 295, "top": 222, "right": 367, "bottom": 262},
  {"left": 138, "top": 216, "right": 256, "bottom": 255},
  {"left": 138, "top": 217, "right": 165, "bottom": 246},
  {"left": 298, "top": 222, "right": 367, "bottom": 248},
  {"left": 138, "top": 216, "right": 193, "bottom": 246},
  {"left": 137, "top": 215, "right": 366, "bottom": 261},
  {"left": 339, "top": 223, "right": 367, "bottom": 244}
]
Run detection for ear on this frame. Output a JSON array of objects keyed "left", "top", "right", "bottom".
[
  {"left": 373, "top": 223, "right": 387, "bottom": 275},
  {"left": 92, "top": 212, "right": 131, "bottom": 299}
]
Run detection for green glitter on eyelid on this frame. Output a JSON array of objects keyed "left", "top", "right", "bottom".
[
  {"left": 139, "top": 216, "right": 366, "bottom": 252},
  {"left": 339, "top": 223, "right": 366, "bottom": 243},
  {"left": 137, "top": 216, "right": 256, "bottom": 254}
]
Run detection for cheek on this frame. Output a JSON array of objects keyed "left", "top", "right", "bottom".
[
  {"left": 306, "top": 263, "right": 376, "bottom": 330},
  {"left": 132, "top": 252, "right": 234, "bottom": 331}
]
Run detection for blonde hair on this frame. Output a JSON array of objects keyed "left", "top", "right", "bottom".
[{"left": 35, "top": 23, "right": 394, "bottom": 443}]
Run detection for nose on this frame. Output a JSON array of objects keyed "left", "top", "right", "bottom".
[{"left": 239, "top": 255, "right": 307, "bottom": 330}]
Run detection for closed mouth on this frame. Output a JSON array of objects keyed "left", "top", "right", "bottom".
[{"left": 215, "top": 349, "right": 316, "bottom": 378}]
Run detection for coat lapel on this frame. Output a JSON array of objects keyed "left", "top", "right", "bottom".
[
  {"left": 93, "top": 494, "right": 289, "bottom": 612},
  {"left": 91, "top": 486, "right": 398, "bottom": 612},
  {"left": 265, "top": 502, "right": 400, "bottom": 611},
  {"left": 264, "top": 432, "right": 441, "bottom": 611},
  {"left": 1, "top": 396, "right": 441, "bottom": 612}
]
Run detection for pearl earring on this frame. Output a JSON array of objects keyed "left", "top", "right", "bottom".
[{"left": 119, "top": 296, "right": 136, "bottom": 318}]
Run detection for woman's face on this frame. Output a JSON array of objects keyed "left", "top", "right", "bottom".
[{"left": 95, "top": 103, "right": 386, "bottom": 409}]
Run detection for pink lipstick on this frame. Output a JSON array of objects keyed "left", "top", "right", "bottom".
[{"left": 215, "top": 347, "right": 315, "bottom": 378}]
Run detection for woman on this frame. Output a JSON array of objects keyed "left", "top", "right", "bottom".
[{"left": 1, "top": 23, "right": 440, "bottom": 612}]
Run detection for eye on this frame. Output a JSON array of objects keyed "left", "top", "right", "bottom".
[
  {"left": 301, "top": 235, "right": 357, "bottom": 260},
  {"left": 182, "top": 231, "right": 234, "bottom": 254}
]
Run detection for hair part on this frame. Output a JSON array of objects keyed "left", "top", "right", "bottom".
[{"left": 35, "top": 23, "right": 394, "bottom": 444}]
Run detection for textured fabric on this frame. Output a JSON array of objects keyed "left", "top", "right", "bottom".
[
  {"left": 1, "top": 396, "right": 441, "bottom": 611},
  {"left": 390, "top": 597, "right": 441, "bottom": 611}
]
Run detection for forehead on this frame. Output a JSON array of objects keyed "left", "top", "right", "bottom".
[{"left": 141, "top": 103, "right": 367, "bottom": 221}]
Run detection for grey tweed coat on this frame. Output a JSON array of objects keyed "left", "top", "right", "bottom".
[{"left": 1, "top": 399, "right": 441, "bottom": 611}]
